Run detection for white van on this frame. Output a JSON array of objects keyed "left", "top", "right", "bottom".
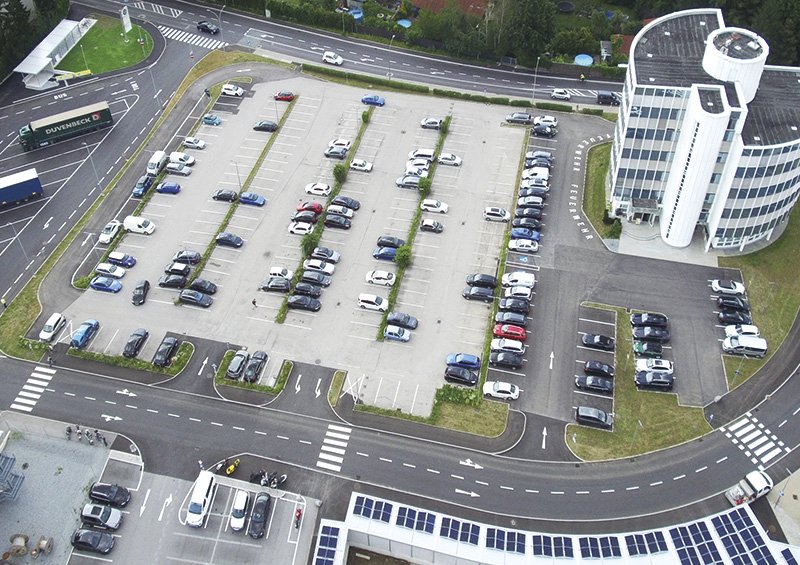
[
  {"left": 169, "top": 152, "right": 195, "bottom": 167},
  {"left": 407, "top": 148, "right": 436, "bottom": 162},
  {"left": 186, "top": 470, "right": 216, "bottom": 527},
  {"left": 146, "top": 150, "right": 168, "bottom": 177},
  {"left": 722, "top": 335, "right": 768, "bottom": 358},
  {"left": 523, "top": 166, "right": 550, "bottom": 181},
  {"left": 123, "top": 215, "right": 156, "bottom": 235}
]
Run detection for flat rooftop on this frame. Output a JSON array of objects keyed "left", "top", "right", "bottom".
[{"left": 632, "top": 10, "right": 800, "bottom": 146}]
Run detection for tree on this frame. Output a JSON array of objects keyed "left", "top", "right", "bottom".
[
  {"left": 507, "top": 0, "right": 554, "bottom": 64},
  {"left": 394, "top": 245, "right": 412, "bottom": 269},
  {"left": 752, "top": 0, "right": 800, "bottom": 66}
]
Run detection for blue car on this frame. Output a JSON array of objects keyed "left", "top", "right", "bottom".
[
  {"left": 510, "top": 227, "right": 542, "bottom": 242},
  {"left": 132, "top": 175, "right": 153, "bottom": 197},
  {"left": 372, "top": 246, "right": 397, "bottom": 261},
  {"left": 202, "top": 113, "right": 221, "bottom": 125},
  {"left": 71, "top": 319, "right": 100, "bottom": 349},
  {"left": 90, "top": 276, "right": 122, "bottom": 293},
  {"left": 361, "top": 94, "right": 386, "bottom": 107},
  {"left": 446, "top": 353, "right": 482, "bottom": 370},
  {"left": 107, "top": 252, "right": 136, "bottom": 268},
  {"left": 155, "top": 182, "right": 181, "bottom": 194},
  {"left": 239, "top": 192, "right": 266, "bottom": 206}
]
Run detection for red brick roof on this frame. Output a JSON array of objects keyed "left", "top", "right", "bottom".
[{"left": 413, "top": 0, "right": 486, "bottom": 16}]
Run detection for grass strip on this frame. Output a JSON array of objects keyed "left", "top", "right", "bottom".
[
  {"left": 328, "top": 370, "right": 346, "bottom": 407},
  {"left": 582, "top": 142, "right": 620, "bottom": 239},
  {"left": 213, "top": 352, "right": 293, "bottom": 395},
  {"left": 67, "top": 340, "right": 194, "bottom": 377}
]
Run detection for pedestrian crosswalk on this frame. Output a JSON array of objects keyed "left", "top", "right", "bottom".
[
  {"left": 157, "top": 26, "right": 228, "bottom": 51},
  {"left": 316, "top": 423, "right": 351, "bottom": 473},
  {"left": 722, "top": 413, "right": 789, "bottom": 467},
  {"left": 131, "top": 1, "right": 182, "bottom": 18},
  {"left": 10, "top": 365, "right": 54, "bottom": 413}
]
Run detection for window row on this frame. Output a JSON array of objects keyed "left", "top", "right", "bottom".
[
  {"left": 729, "top": 177, "right": 800, "bottom": 200},
  {"left": 721, "top": 194, "right": 794, "bottom": 220},
  {"left": 735, "top": 159, "right": 800, "bottom": 179},
  {"left": 616, "top": 168, "right": 666, "bottom": 181},
  {"left": 621, "top": 148, "right": 672, "bottom": 161},
  {"left": 625, "top": 128, "right": 676, "bottom": 141}
]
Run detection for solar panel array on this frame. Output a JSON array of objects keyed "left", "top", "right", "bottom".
[
  {"left": 353, "top": 495, "right": 392, "bottom": 523},
  {"left": 625, "top": 531, "right": 669, "bottom": 556},
  {"left": 486, "top": 528, "right": 526, "bottom": 554},
  {"left": 670, "top": 521, "right": 723, "bottom": 564},
  {"left": 579, "top": 536, "right": 622, "bottom": 558},
  {"left": 396, "top": 507, "right": 435, "bottom": 534},
  {"left": 314, "top": 524, "right": 340, "bottom": 565},
  {"left": 712, "top": 506, "right": 776, "bottom": 565},
  {"left": 440, "top": 517, "right": 480, "bottom": 545},
  {"left": 531, "top": 535, "right": 574, "bottom": 557},
  {"left": 783, "top": 547, "right": 799, "bottom": 564}
]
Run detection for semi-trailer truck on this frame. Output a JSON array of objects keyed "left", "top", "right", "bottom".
[
  {"left": 18, "top": 101, "right": 113, "bottom": 151},
  {"left": 0, "top": 169, "right": 43, "bottom": 207}
]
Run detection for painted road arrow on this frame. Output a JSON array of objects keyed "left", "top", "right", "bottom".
[
  {"left": 455, "top": 488, "right": 480, "bottom": 498},
  {"left": 459, "top": 458, "right": 484, "bottom": 470},
  {"left": 101, "top": 414, "right": 122, "bottom": 422},
  {"left": 116, "top": 389, "right": 137, "bottom": 397}
]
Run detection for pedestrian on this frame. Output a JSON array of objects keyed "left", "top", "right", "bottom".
[
  {"left": 1, "top": 297, "right": 6, "bottom": 309},
  {"left": 212, "top": 363, "right": 218, "bottom": 374},
  {"left": 47, "top": 356, "right": 53, "bottom": 367},
  {"left": 252, "top": 298, "right": 257, "bottom": 308},
  {"left": 198, "top": 459, "right": 204, "bottom": 470}
]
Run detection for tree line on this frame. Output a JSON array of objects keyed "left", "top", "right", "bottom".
[{"left": 0, "top": 0, "right": 70, "bottom": 78}]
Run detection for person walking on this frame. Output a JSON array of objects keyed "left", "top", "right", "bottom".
[
  {"left": 252, "top": 298, "right": 257, "bottom": 308},
  {"left": 1, "top": 297, "right": 7, "bottom": 309}
]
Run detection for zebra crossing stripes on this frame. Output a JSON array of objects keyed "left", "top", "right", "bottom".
[
  {"left": 10, "top": 366, "right": 54, "bottom": 413},
  {"left": 722, "top": 413, "right": 788, "bottom": 466},
  {"left": 316, "top": 423, "right": 352, "bottom": 473},
  {"left": 130, "top": 1, "right": 182, "bottom": 18},
  {"left": 157, "top": 26, "right": 228, "bottom": 50}
]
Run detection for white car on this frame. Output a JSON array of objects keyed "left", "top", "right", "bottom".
[
  {"left": 490, "top": 338, "right": 525, "bottom": 354},
  {"left": 483, "top": 207, "right": 510, "bottom": 222},
  {"left": 520, "top": 178, "right": 550, "bottom": 190},
  {"left": 326, "top": 205, "right": 353, "bottom": 218},
  {"left": 357, "top": 293, "right": 387, "bottom": 312},
  {"left": 635, "top": 358, "right": 674, "bottom": 374},
  {"left": 350, "top": 159, "right": 373, "bottom": 172},
  {"left": 483, "top": 381, "right": 519, "bottom": 400},
  {"left": 327, "top": 138, "right": 351, "bottom": 150},
  {"left": 269, "top": 266, "right": 294, "bottom": 280},
  {"left": 420, "top": 117, "right": 442, "bottom": 130},
  {"left": 98, "top": 220, "right": 122, "bottom": 244},
  {"left": 711, "top": 279, "right": 746, "bottom": 296},
  {"left": 288, "top": 221, "right": 314, "bottom": 235},
  {"left": 421, "top": 199, "right": 448, "bottom": 214},
  {"left": 504, "top": 286, "right": 532, "bottom": 301},
  {"left": 303, "top": 259, "right": 335, "bottom": 275},
  {"left": 551, "top": 88, "right": 571, "bottom": 101},
  {"left": 165, "top": 162, "right": 192, "bottom": 176},
  {"left": 508, "top": 239, "right": 539, "bottom": 254},
  {"left": 534, "top": 115, "right": 558, "bottom": 128},
  {"left": 724, "top": 324, "right": 760, "bottom": 338},
  {"left": 305, "top": 182, "right": 331, "bottom": 196},
  {"left": 322, "top": 51, "right": 344, "bottom": 65},
  {"left": 183, "top": 136, "right": 206, "bottom": 149},
  {"left": 221, "top": 83, "right": 244, "bottom": 97},
  {"left": 95, "top": 263, "right": 126, "bottom": 279},
  {"left": 406, "top": 158, "right": 430, "bottom": 171},
  {"left": 437, "top": 153, "right": 462, "bottom": 166},
  {"left": 39, "top": 312, "right": 66, "bottom": 342},
  {"left": 229, "top": 490, "right": 249, "bottom": 532},
  {"left": 365, "top": 270, "right": 395, "bottom": 287},
  {"left": 404, "top": 166, "right": 429, "bottom": 178},
  {"left": 502, "top": 271, "right": 536, "bottom": 288}
]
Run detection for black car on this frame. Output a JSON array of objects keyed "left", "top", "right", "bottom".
[
  {"left": 532, "top": 124, "right": 556, "bottom": 137},
  {"left": 519, "top": 187, "right": 548, "bottom": 199},
  {"left": 377, "top": 235, "right": 405, "bottom": 249},
  {"left": 515, "top": 207, "right": 542, "bottom": 219},
  {"left": 197, "top": 20, "right": 219, "bottom": 34},
  {"left": 89, "top": 483, "right": 131, "bottom": 507},
  {"left": 243, "top": 350, "right": 268, "bottom": 383},
  {"left": 630, "top": 312, "right": 669, "bottom": 327},
  {"left": 190, "top": 278, "right": 217, "bottom": 295},
  {"left": 212, "top": 189, "right": 238, "bottom": 202},
  {"left": 465, "top": 273, "right": 497, "bottom": 289},
  {"left": 494, "top": 311, "right": 528, "bottom": 327},
  {"left": 248, "top": 492, "right": 271, "bottom": 539},
  {"left": 575, "top": 375, "right": 614, "bottom": 394},
  {"left": 718, "top": 310, "right": 753, "bottom": 325},
  {"left": 164, "top": 262, "right": 190, "bottom": 277},
  {"left": 635, "top": 371, "right": 675, "bottom": 391},
  {"left": 387, "top": 311, "right": 419, "bottom": 329},
  {"left": 462, "top": 286, "right": 494, "bottom": 303},
  {"left": 633, "top": 341, "right": 663, "bottom": 357},
  {"left": 71, "top": 529, "right": 115, "bottom": 555},
  {"left": 512, "top": 217, "right": 543, "bottom": 230},
  {"left": 300, "top": 271, "right": 331, "bottom": 287},
  {"left": 153, "top": 336, "right": 179, "bottom": 367},
  {"left": 293, "top": 282, "right": 322, "bottom": 298},
  {"left": 123, "top": 328, "right": 149, "bottom": 358},
  {"left": 632, "top": 326, "right": 671, "bottom": 343},
  {"left": 287, "top": 294, "right": 321, "bottom": 312},
  {"left": 331, "top": 195, "right": 360, "bottom": 210},
  {"left": 717, "top": 296, "right": 750, "bottom": 312},
  {"left": 158, "top": 274, "right": 187, "bottom": 289},
  {"left": 489, "top": 351, "right": 524, "bottom": 369},
  {"left": 253, "top": 120, "right": 278, "bottom": 132},
  {"left": 419, "top": 219, "right": 444, "bottom": 233},
  {"left": 505, "top": 112, "right": 532, "bottom": 124},
  {"left": 227, "top": 350, "right": 250, "bottom": 379},
  {"left": 576, "top": 406, "right": 613, "bottom": 429},
  {"left": 179, "top": 289, "right": 213, "bottom": 308},
  {"left": 132, "top": 279, "right": 150, "bottom": 305},
  {"left": 582, "top": 334, "right": 615, "bottom": 351},
  {"left": 324, "top": 215, "right": 351, "bottom": 229},
  {"left": 444, "top": 366, "right": 478, "bottom": 386},
  {"left": 216, "top": 232, "right": 244, "bottom": 248},
  {"left": 291, "top": 210, "right": 319, "bottom": 224},
  {"left": 261, "top": 276, "right": 291, "bottom": 293},
  {"left": 498, "top": 298, "right": 530, "bottom": 314},
  {"left": 172, "top": 249, "right": 201, "bottom": 265},
  {"left": 584, "top": 360, "right": 615, "bottom": 378}
]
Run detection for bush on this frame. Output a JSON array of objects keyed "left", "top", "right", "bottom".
[
  {"left": 301, "top": 229, "right": 322, "bottom": 256},
  {"left": 394, "top": 245, "right": 412, "bottom": 269},
  {"left": 602, "top": 208, "right": 615, "bottom": 225},
  {"left": 333, "top": 163, "right": 348, "bottom": 183},
  {"left": 418, "top": 177, "right": 432, "bottom": 196},
  {"left": 607, "top": 219, "right": 623, "bottom": 238},
  {"left": 535, "top": 102, "right": 573, "bottom": 113},
  {"left": 581, "top": 108, "right": 604, "bottom": 116},
  {"left": 74, "top": 275, "right": 91, "bottom": 289},
  {"left": 435, "top": 384, "right": 482, "bottom": 407},
  {"left": 362, "top": 110, "right": 370, "bottom": 124}
]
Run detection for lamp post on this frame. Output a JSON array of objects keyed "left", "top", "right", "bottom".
[
  {"left": 7, "top": 221, "right": 29, "bottom": 261},
  {"left": 387, "top": 34, "right": 396, "bottom": 77},
  {"left": 532, "top": 56, "right": 541, "bottom": 108},
  {"left": 217, "top": 5, "right": 226, "bottom": 50},
  {"left": 233, "top": 161, "right": 242, "bottom": 191},
  {"left": 79, "top": 44, "right": 89, "bottom": 73},
  {"left": 82, "top": 142, "right": 100, "bottom": 188}
]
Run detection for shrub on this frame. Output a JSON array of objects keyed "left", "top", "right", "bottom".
[
  {"left": 74, "top": 275, "right": 91, "bottom": 289},
  {"left": 301, "top": 230, "right": 322, "bottom": 256},
  {"left": 435, "top": 384, "right": 482, "bottom": 407},
  {"left": 362, "top": 110, "right": 370, "bottom": 124},
  {"left": 333, "top": 163, "right": 348, "bottom": 183},
  {"left": 535, "top": 102, "right": 573, "bottom": 113},
  {"left": 394, "top": 245, "right": 412, "bottom": 269},
  {"left": 607, "top": 219, "right": 623, "bottom": 238},
  {"left": 581, "top": 108, "right": 604, "bottom": 116}
]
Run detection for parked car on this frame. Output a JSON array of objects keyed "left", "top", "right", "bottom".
[
  {"left": 152, "top": 336, "right": 179, "bottom": 367},
  {"left": 493, "top": 324, "right": 526, "bottom": 340},
  {"left": 202, "top": 113, "right": 221, "bottom": 126},
  {"left": 384, "top": 325, "right": 411, "bottom": 342},
  {"left": 240, "top": 192, "right": 266, "bottom": 206},
  {"left": 216, "top": 232, "right": 244, "bottom": 248},
  {"left": 483, "top": 381, "right": 519, "bottom": 400},
  {"left": 183, "top": 136, "right": 206, "bottom": 149},
  {"left": 253, "top": 120, "right": 278, "bottom": 132},
  {"left": 81, "top": 503, "right": 123, "bottom": 531},
  {"left": 165, "top": 163, "right": 192, "bottom": 176},
  {"left": 575, "top": 375, "right": 613, "bottom": 394},
  {"left": 465, "top": 273, "right": 497, "bottom": 289},
  {"left": 89, "top": 482, "right": 131, "bottom": 507},
  {"left": 489, "top": 351, "right": 524, "bottom": 369},
  {"left": 288, "top": 222, "right": 314, "bottom": 235},
  {"left": 532, "top": 124, "right": 556, "bottom": 137},
  {"left": 324, "top": 146, "right": 348, "bottom": 160},
  {"left": 438, "top": 153, "right": 462, "bottom": 166},
  {"left": 420, "top": 219, "right": 444, "bottom": 233},
  {"left": 446, "top": 353, "right": 481, "bottom": 370},
  {"left": 366, "top": 270, "right": 395, "bottom": 286},
  {"left": 377, "top": 235, "right": 405, "bottom": 249},
  {"left": 71, "top": 529, "right": 114, "bottom": 555},
  {"left": 635, "top": 371, "right": 675, "bottom": 391},
  {"left": 396, "top": 175, "right": 421, "bottom": 189},
  {"left": 311, "top": 246, "right": 341, "bottom": 263},
  {"left": 327, "top": 204, "right": 354, "bottom": 218},
  {"left": 462, "top": 286, "right": 495, "bottom": 303},
  {"left": 584, "top": 360, "right": 615, "bottom": 378},
  {"left": 724, "top": 324, "right": 760, "bottom": 338},
  {"left": 270, "top": 266, "right": 293, "bottom": 280},
  {"left": 122, "top": 328, "right": 149, "bottom": 358},
  {"left": 300, "top": 271, "right": 330, "bottom": 287},
  {"left": 420, "top": 117, "right": 442, "bottom": 129},
  {"left": 498, "top": 298, "right": 529, "bottom": 314},
  {"left": 483, "top": 207, "right": 511, "bottom": 222},
  {"left": 212, "top": 189, "right": 238, "bottom": 202},
  {"left": 287, "top": 294, "right": 321, "bottom": 311},
  {"left": 361, "top": 94, "right": 385, "bottom": 106},
  {"left": 387, "top": 311, "right": 418, "bottom": 330},
  {"left": 719, "top": 310, "right": 753, "bottom": 325},
  {"left": 303, "top": 259, "right": 335, "bottom": 275},
  {"left": 632, "top": 326, "right": 671, "bottom": 343},
  {"left": 357, "top": 293, "right": 388, "bottom": 312},
  {"left": 328, "top": 138, "right": 351, "bottom": 150},
  {"left": 502, "top": 271, "right": 536, "bottom": 288},
  {"left": 630, "top": 312, "right": 669, "bottom": 327},
  {"left": 98, "top": 220, "right": 121, "bottom": 244},
  {"left": 526, "top": 150, "right": 553, "bottom": 161},
  {"left": 350, "top": 159, "right": 373, "bottom": 172},
  {"left": 158, "top": 274, "right": 187, "bottom": 289},
  {"left": 70, "top": 319, "right": 100, "bottom": 349},
  {"left": 274, "top": 91, "right": 295, "bottom": 101},
  {"left": 294, "top": 282, "right": 322, "bottom": 298},
  {"left": 331, "top": 195, "right": 360, "bottom": 210},
  {"left": 297, "top": 201, "right": 323, "bottom": 214},
  {"left": 229, "top": 490, "right": 250, "bottom": 532},
  {"left": 717, "top": 295, "right": 750, "bottom": 312},
  {"left": 243, "top": 351, "right": 268, "bottom": 383},
  {"left": 575, "top": 406, "right": 613, "bottom": 429},
  {"left": 510, "top": 227, "right": 541, "bottom": 242},
  {"left": 248, "top": 492, "right": 271, "bottom": 538},
  {"left": 90, "top": 276, "right": 122, "bottom": 293},
  {"left": 505, "top": 112, "right": 532, "bottom": 125},
  {"left": 190, "top": 279, "right": 217, "bottom": 295},
  {"left": 534, "top": 115, "right": 559, "bottom": 128},
  {"left": 582, "top": 334, "right": 615, "bottom": 351},
  {"left": 305, "top": 182, "right": 331, "bottom": 196},
  {"left": 95, "top": 263, "right": 126, "bottom": 278},
  {"left": 635, "top": 358, "right": 674, "bottom": 374},
  {"left": 515, "top": 207, "right": 542, "bottom": 219},
  {"left": 221, "top": 83, "right": 244, "bottom": 97},
  {"left": 444, "top": 366, "right": 478, "bottom": 386},
  {"left": 172, "top": 250, "right": 201, "bottom": 265},
  {"left": 107, "top": 252, "right": 136, "bottom": 268},
  {"left": 420, "top": 199, "right": 448, "bottom": 213},
  {"left": 39, "top": 312, "right": 66, "bottom": 341},
  {"left": 712, "top": 279, "right": 746, "bottom": 296},
  {"left": 495, "top": 311, "right": 528, "bottom": 327},
  {"left": 261, "top": 276, "right": 291, "bottom": 293},
  {"left": 179, "top": 289, "right": 213, "bottom": 308},
  {"left": 227, "top": 350, "right": 250, "bottom": 379},
  {"left": 372, "top": 246, "right": 397, "bottom": 261},
  {"left": 504, "top": 285, "right": 532, "bottom": 301},
  {"left": 633, "top": 341, "right": 663, "bottom": 357},
  {"left": 132, "top": 175, "right": 153, "bottom": 197},
  {"left": 508, "top": 239, "right": 539, "bottom": 254}
]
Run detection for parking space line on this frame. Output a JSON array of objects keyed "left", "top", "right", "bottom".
[
  {"left": 348, "top": 335, "right": 373, "bottom": 341},
  {"left": 578, "top": 318, "right": 615, "bottom": 326},
  {"left": 487, "top": 367, "right": 526, "bottom": 377}
]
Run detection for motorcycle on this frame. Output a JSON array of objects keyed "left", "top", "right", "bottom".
[
  {"left": 266, "top": 471, "right": 287, "bottom": 489},
  {"left": 225, "top": 458, "right": 240, "bottom": 476}
]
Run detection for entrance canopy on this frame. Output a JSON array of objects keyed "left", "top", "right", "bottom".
[{"left": 14, "top": 18, "right": 95, "bottom": 90}]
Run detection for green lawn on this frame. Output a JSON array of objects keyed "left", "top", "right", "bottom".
[
  {"left": 583, "top": 142, "right": 621, "bottom": 238},
  {"left": 554, "top": 1, "right": 636, "bottom": 34},
  {"left": 56, "top": 15, "right": 153, "bottom": 75}
]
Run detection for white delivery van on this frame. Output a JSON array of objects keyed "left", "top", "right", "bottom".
[
  {"left": 169, "top": 152, "right": 195, "bottom": 166},
  {"left": 123, "top": 215, "right": 156, "bottom": 235},
  {"left": 146, "top": 150, "right": 168, "bottom": 177},
  {"left": 186, "top": 470, "right": 216, "bottom": 527},
  {"left": 721, "top": 335, "right": 767, "bottom": 358}
]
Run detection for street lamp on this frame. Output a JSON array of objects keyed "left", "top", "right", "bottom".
[
  {"left": 6, "top": 221, "right": 29, "bottom": 261},
  {"left": 387, "top": 34, "right": 396, "bottom": 77},
  {"left": 82, "top": 142, "right": 100, "bottom": 188},
  {"left": 232, "top": 161, "right": 242, "bottom": 191},
  {"left": 532, "top": 56, "right": 541, "bottom": 108},
  {"left": 217, "top": 5, "right": 226, "bottom": 50}
]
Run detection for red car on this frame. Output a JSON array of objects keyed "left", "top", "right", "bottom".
[
  {"left": 296, "top": 201, "right": 323, "bottom": 214},
  {"left": 493, "top": 324, "right": 527, "bottom": 340},
  {"left": 274, "top": 91, "right": 295, "bottom": 101}
]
